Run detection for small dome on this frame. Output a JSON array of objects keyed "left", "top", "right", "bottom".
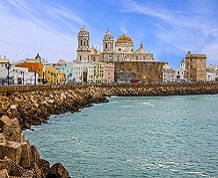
[
  {"left": 78, "top": 25, "right": 89, "bottom": 36},
  {"left": 135, "top": 43, "right": 148, "bottom": 53},
  {"left": 116, "top": 34, "right": 133, "bottom": 43},
  {"left": 80, "top": 25, "right": 88, "bottom": 32},
  {"left": 104, "top": 29, "right": 114, "bottom": 40}
]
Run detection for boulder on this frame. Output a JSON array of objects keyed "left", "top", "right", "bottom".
[
  {"left": 0, "top": 156, "right": 23, "bottom": 177},
  {"left": 0, "top": 140, "right": 22, "bottom": 165},
  {"left": 38, "top": 159, "right": 50, "bottom": 178},
  {"left": 0, "top": 169, "right": 9, "bottom": 178},
  {"left": 21, "top": 169, "right": 35, "bottom": 178},
  {"left": 20, "top": 141, "right": 32, "bottom": 169},
  {"left": 0, "top": 116, "right": 22, "bottom": 143},
  {"left": 48, "top": 162, "right": 69, "bottom": 178},
  {"left": 30, "top": 146, "right": 40, "bottom": 166}
]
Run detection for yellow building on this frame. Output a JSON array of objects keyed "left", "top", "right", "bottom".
[
  {"left": 45, "top": 67, "right": 66, "bottom": 84},
  {"left": 93, "top": 62, "right": 105, "bottom": 83}
]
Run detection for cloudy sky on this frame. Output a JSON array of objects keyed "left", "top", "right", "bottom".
[{"left": 0, "top": 0, "right": 218, "bottom": 67}]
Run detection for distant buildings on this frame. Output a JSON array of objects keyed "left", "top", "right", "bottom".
[
  {"left": 1, "top": 26, "right": 212, "bottom": 85},
  {"left": 75, "top": 26, "right": 167, "bottom": 83}
]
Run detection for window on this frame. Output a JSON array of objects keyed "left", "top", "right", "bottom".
[
  {"left": 105, "top": 43, "right": 107, "bottom": 49},
  {"left": 118, "top": 48, "right": 121, "bottom": 51}
]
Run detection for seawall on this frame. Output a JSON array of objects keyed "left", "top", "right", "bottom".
[{"left": 1, "top": 82, "right": 218, "bottom": 130}]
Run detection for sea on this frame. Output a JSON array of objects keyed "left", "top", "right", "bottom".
[{"left": 25, "top": 95, "right": 218, "bottom": 178}]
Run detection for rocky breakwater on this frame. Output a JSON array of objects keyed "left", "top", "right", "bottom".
[
  {"left": 0, "top": 87, "right": 108, "bottom": 130},
  {"left": 0, "top": 115, "right": 69, "bottom": 178},
  {"left": 0, "top": 86, "right": 108, "bottom": 177},
  {"left": 100, "top": 82, "right": 218, "bottom": 96}
]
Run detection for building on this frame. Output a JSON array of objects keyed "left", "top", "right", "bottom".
[
  {"left": 59, "top": 65, "right": 74, "bottom": 84},
  {"left": 92, "top": 62, "right": 105, "bottom": 83},
  {"left": 19, "top": 53, "right": 44, "bottom": 84},
  {"left": 114, "top": 61, "right": 166, "bottom": 83},
  {"left": 185, "top": 51, "right": 206, "bottom": 82},
  {"left": 73, "top": 63, "right": 83, "bottom": 83},
  {"left": 162, "top": 63, "right": 175, "bottom": 82},
  {"left": 206, "top": 64, "right": 218, "bottom": 81},
  {"left": 174, "top": 59, "right": 186, "bottom": 82},
  {"left": 0, "top": 65, "right": 38, "bottom": 85},
  {"left": 76, "top": 26, "right": 167, "bottom": 83},
  {"left": 45, "top": 66, "right": 66, "bottom": 84},
  {"left": 104, "top": 63, "right": 114, "bottom": 83}
]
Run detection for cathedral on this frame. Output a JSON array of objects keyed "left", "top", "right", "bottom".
[{"left": 76, "top": 26, "right": 155, "bottom": 62}]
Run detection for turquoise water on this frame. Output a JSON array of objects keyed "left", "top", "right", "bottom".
[{"left": 25, "top": 95, "right": 218, "bottom": 177}]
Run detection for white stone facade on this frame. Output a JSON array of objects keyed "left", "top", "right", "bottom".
[{"left": 76, "top": 26, "right": 155, "bottom": 63}]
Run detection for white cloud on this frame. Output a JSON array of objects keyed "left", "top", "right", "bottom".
[
  {"left": 0, "top": 0, "right": 85, "bottom": 62},
  {"left": 120, "top": 18, "right": 129, "bottom": 35},
  {"left": 118, "top": 0, "right": 218, "bottom": 64}
]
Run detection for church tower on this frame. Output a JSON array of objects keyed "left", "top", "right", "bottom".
[
  {"left": 76, "top": 26, "right": 91, "bottom": 62},
  {"left": 102, "top": 29, "right": 114, "bottom": 62}
]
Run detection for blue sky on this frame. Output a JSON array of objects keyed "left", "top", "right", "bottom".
[{"left": 0, "top": 0, "right": 218, "bottom": 68}]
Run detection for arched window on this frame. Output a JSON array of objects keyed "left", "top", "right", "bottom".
[
  {"left": 84, "top": 41, "right": 86, "bottom": 46},
  {"left": 105, "top": 43, "right": 108, "bottom": 49},
  {"left": 87, "top": 40, "right": 89, "bottom": 46},
  {"left": 81, "top": 40, "right": 82, "bottom": 46},
  {"left": 118, "top": 48, "right": 121, "bottom": 51}
]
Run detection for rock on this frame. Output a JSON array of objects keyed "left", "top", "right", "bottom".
[
  {"left": 0, "top": 116, "right": 22, "bottom": 143},
  {"left": 0, "top": 156, "right": 23, "bottom": 177},
  {"left": 32, "top": 162, "right": 42, "bottom": 178},
  {"left": 10, "top": 105, "right": 17, "bottom": 110},
  {"left": 21, "top": 169, "right": 35, "bottom": 178},
  {"left": 20, "top": 141, "right": 32, "bottom": 169},
  {"left": 0, "top": 169, "right": 9, "bottom": 178},
  {"left": 48, "top": 162, "right": 69, "bottom": 178},
  {"left": 38, "top": 159, "right": 50, "bottom": 178},
  {"left": 30, "top": 146, "right": 40, "bottom": 166}
]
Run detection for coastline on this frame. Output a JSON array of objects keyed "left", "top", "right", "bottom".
[{"left": 1, "top": 82, "right": 218, "bottom": 177}]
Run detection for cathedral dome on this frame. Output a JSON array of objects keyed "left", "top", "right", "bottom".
[{"left": 116, "top": 34, "right": 133, "bottom": 43}]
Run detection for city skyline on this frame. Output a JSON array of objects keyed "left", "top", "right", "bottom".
[{"left": 0, "top": 0, "right": 218, "bottom": 68}]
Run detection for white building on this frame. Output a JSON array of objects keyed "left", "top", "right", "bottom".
[
  {"left": 0, "top": 65, "right": 38, "bottom": 85},
  {"left": 206, "top": 65, "right": 218, "bottom": 81},
  {"left": 174, "top": 59, "right": 186, "bottom": 82},
  {"left": 162, "top": 63, "right": 175, "bottom": 82},
  {"left": 73, "top": 63, "right": 83, "bottom": 83}
]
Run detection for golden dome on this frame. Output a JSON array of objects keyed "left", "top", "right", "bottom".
[{"left": 116, "top": 34, "right": 133, "bottom": 43}]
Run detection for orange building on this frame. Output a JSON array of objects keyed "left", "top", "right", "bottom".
[{"left": 19, "top": 54, "right": 44, "bottom": 84}]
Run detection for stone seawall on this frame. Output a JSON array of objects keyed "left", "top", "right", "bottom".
[
  {"left": 1, "top": 82, "right": 218, "bottom": 177},
  {"left": 1, "top": 82, "right": 218, "bottom": 130}
]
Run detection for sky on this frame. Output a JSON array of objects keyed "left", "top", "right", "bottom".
[{"left": 0, "top": 0, "right": 218, "bottom": 68}]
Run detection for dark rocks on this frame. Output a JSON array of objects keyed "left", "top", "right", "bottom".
[{"left": 48, "top": 162, "right": 69, "bottom": 178}]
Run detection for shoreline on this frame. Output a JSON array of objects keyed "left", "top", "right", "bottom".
[{"left": 1, "top": 82, "right": 218, "bottom": 177}]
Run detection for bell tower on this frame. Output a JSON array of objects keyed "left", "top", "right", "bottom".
[
  {"left": 102, "top": 29, "right": 114, "bottom": 62},
  {"left": 76, "top": 25, "right": 91, "bottom": 62}
]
